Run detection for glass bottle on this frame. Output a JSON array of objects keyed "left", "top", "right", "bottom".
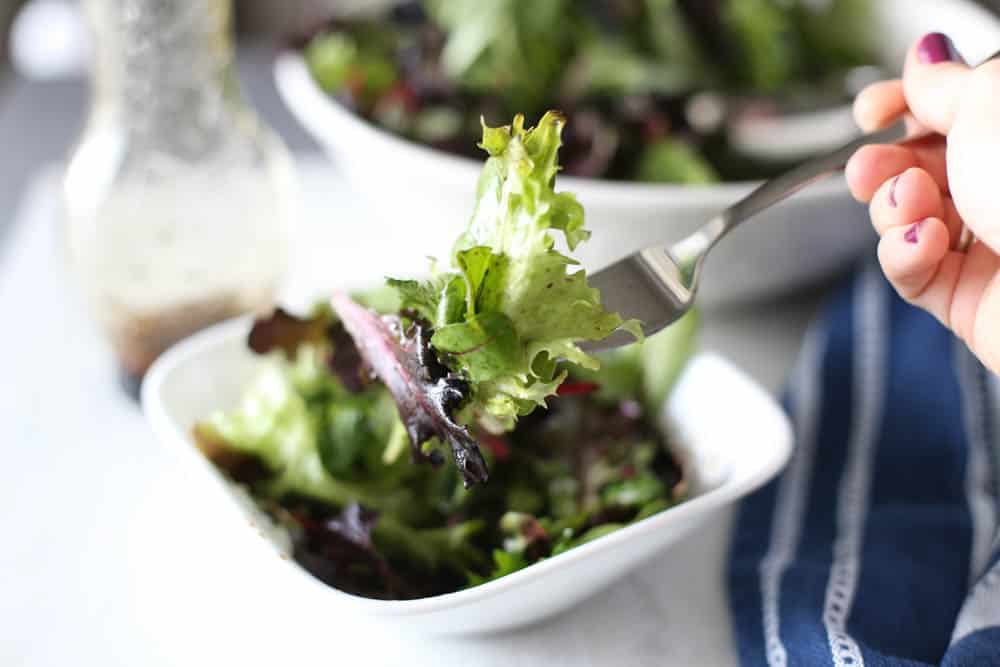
[{"left": 63, "top": 0, "right": 293, "bottom": 392}]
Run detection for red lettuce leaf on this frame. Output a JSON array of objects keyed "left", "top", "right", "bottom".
[
  {"left": 327, "top": 321, "right": 371, "bottom": 393},
  {"left": 293, "top": 503, "right": 410, "bottom": 599},
  {"left": 247, "top": 308, "right": 330, "bottom": 356},
  {"left": 330, "top": 292, "right": 489, "bottom": 486},
  {"left": 192, "top": 423, "right": 272, "bottom": 486},
  {"left": 247, "top": 308, "right": 370, "bottom": 393}
]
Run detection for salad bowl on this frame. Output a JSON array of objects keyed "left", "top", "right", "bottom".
[
  {"left": 274, "top": 0, "right": 1000, "bottom": 307},
  {"left": 142, "top": 316, "right": 792, "bottom": 635}
]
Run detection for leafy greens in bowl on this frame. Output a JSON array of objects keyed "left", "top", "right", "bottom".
[
  {"left": 279, "top": 0, "right": 1000, "bottom": 310},
  {"left": 190, "top": 111, "right": 705, "bottom": 599},
  {"left": 297, "top": 0, "right": 876, "bottom": 183},
  {"left": 194, "top": 306, "right": 696, "bottom": 599},
  {"left": 143, "top": 318, "right": 791, "bottom": 634}
]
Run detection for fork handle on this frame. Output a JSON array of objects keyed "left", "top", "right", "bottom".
[
  {"left": 721, "top": 118, "right": 911, "bottom": 226},
  {"left": 706, "top": 48, "right": 1000, "bottom": 247}
]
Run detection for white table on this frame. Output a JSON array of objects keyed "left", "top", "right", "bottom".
[{"left": 0, "top": 158, "right": 820, "bottom": 666}]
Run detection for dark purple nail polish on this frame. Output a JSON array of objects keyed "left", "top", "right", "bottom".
[
  {"left": 889, "top": 175, "right": 900, "bottom": 207},
  {"left": 904, "top": 220, "right": 926, "bottom": 244},
  {"left": 917, "top": 32, "right": 959, "bottom": 64}
]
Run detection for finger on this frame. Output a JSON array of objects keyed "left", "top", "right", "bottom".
[
  {"left": 869, "top": 167, "right": 944, "bottom": 236},
  {"left": 887, "top": 238, "right": 1000, "bottom": 351},
  {"left": 854, "top": 80, "right": 906, "bottom": 132},
  {"left": 902, "top": 32, "right": 971, "bottom": 135},
  {"left": 845, "top": 137, "right": 948, "bottom": 203},
  {"left": 878, "top": 217, "right": 951, "bottom": 305},
  {"left": 870, "top": 170, "right": 965, "bottom": 248}
]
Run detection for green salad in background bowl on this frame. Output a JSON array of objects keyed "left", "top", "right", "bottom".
[
  {"left": 192, "top": 112, "right": 698, "bottom": 598},
  {"left": 296, "top": 0, "right": 876, "bottom": 183},
  {"left": 278, "top": 1, "right": 998, "bottom": 308}
]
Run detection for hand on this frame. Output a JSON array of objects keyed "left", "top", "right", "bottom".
[{"left": 846, "top": 33, "right": 1000, "bottom": 374}]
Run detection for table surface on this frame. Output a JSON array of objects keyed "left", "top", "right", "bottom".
[{"left": 0, "top": 52, "right": 826, "bottom": 666}]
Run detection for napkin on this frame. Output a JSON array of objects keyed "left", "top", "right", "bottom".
[{"left": 729, "top": 265, "right": 1000, "bottom": 666}]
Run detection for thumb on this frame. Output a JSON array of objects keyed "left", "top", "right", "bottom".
[{"left": 902, "top": 33, "right": 971, "bottom": 135}]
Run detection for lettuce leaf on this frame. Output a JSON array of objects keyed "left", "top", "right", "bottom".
[
  {"left": 635, "top": 138, "right": 718, "bottom": 184},
  {"left": 322, "top": 113, "right": 640, "bottom": 486},
  {"left": 329, "top": 292, "right": 490, "bottom": 486},
  {"left": 422, "top": 0, "right": 575, "bottom": 114},
  {"left": 393, "top": 112, "right": 640, "bottom": 433}
]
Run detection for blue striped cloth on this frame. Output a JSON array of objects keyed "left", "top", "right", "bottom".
[{"left": 729, "top": 265, "right": 1000, "bottom": 666}]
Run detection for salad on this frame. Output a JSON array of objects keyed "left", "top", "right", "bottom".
[
  {"left": 300, "top": 0, "right": 875, "bottom": 183},
  {"left": 195, "top": 113, "right": 697, "bottom": 599}
]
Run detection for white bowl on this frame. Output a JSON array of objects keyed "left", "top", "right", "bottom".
[
  {"left": 274, "top": 0, "right": 1000, "bottom": 307},
  {"left": 141, "top": 317, "right": 792, "bottom": 635}
]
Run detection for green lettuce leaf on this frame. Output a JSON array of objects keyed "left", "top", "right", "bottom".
[
  {"left": 721, "top": 0, "right": 795, "bottom": 92},
  {"left": 392, "top": 111, "right": 639, "bottom": 431},
  {"left": 422, "top": 0, "right": 575, "bottom": 114},
  {"left": 635, "top": 138, "right": 718, "bottom": 184}
]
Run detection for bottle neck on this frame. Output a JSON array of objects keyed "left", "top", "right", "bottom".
[{"left": 84, "top": 0, "right": 241, "bottom": 131}]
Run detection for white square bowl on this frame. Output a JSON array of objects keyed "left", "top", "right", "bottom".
[{"left": 141, "top": 317, "right": 792, "bottom": 636}]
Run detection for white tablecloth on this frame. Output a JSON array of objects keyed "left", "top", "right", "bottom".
[{"left": 0, "top": 160, "right": 749, "bottom": 666}]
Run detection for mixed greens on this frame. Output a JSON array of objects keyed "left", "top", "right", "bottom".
[
  {"left": 301, "top": 0, "right": 875, "bottom": 183},
  {"left": 195, "top": 114, "right": 697, "bottom": 598}
]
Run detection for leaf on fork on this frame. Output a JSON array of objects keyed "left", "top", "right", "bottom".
[{"left": 330, "top": 291, "right": 489, "bottom": 486}]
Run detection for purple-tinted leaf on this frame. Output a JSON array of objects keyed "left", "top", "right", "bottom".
[
  {"left": 326, "top": 502, "right": 377, "bottom": 550},
  {"left": 247, "top": 308, "right": 330, "bottom": 357},
  {"left": 191, "top": 423, "right": 271, "bottom": 486},
  {"left": 293, "top": 503, "right": 410, "bottom": 599},
  {"left": 247, "top": 308, "right": 370, "bottom": 393},
  {"left": 327, "top": 321, "right": 370, "bottom": 393},
  {"left": 330, "top": 292, "right": 489, "bottom": 486}
]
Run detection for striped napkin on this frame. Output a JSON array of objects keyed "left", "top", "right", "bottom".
[{"left": 729, "top": 265, "right": 1000, "bottom": 666}]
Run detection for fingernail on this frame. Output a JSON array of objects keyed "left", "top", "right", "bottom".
[
  {"left": 904, "top": 219, "right": 927, "bottom": 244},
  {"left": 917, "top": 32, "right": 959, "bottom": 64},
  {"left": 889, "top": 175, "right": 900, "bottom": 207}
]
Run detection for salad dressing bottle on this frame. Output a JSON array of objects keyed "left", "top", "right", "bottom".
[{"left": 63, "top": 0, "right": 293, "bottom": 394}]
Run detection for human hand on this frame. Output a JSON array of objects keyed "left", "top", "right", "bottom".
[{"left": 846, "top": 33, "right": 1000, "bottom": 373}]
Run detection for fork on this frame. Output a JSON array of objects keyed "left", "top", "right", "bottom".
[
  {"left": 582, "top": 55, "right": 997, "bottom": 353},
  {"left": 583, "top": 116, "right": 921, "bottom": 351},
  {"left": 589, "top": 48, "right": 1000, "bottom": 352}
]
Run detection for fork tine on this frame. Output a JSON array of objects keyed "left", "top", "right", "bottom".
[{"left": 581, "top": 251, "right": 693, "bottom": 352}]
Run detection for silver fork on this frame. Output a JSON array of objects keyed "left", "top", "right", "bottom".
[
  {"left": 585, "top": 116, "right": 956, "bottom": 352},
  {"left": 587, "top": 50, "right": 1000, "bottom": 352},
  {"left": 585, "top": 116, "right": 919, "bottom": 351}
]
